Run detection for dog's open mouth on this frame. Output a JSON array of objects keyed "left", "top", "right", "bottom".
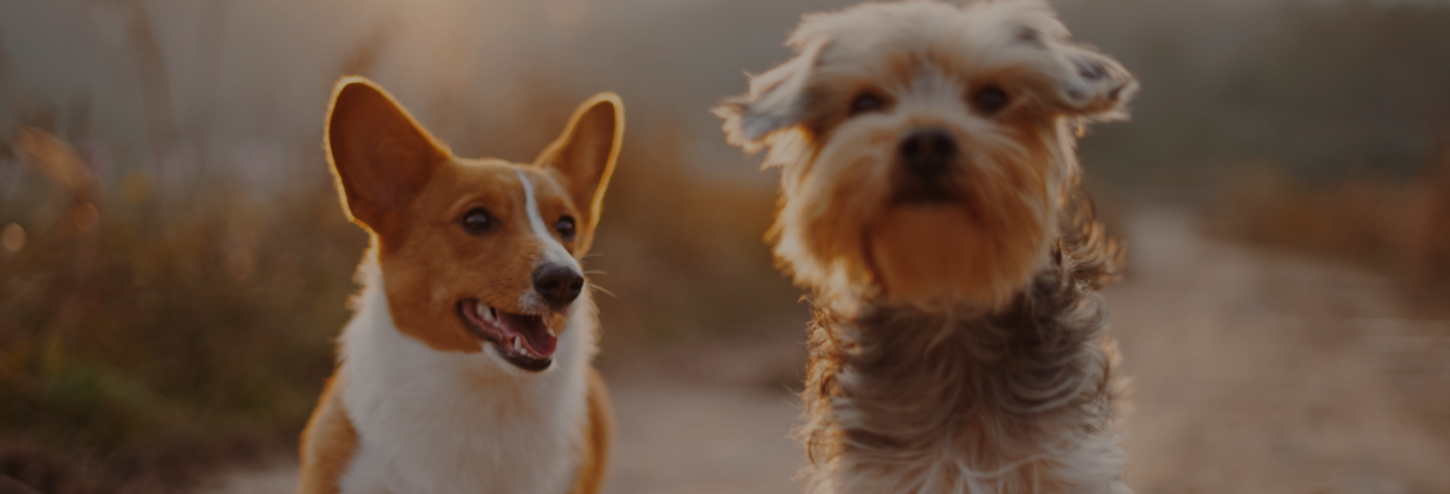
[{"left": 458, "top": 299, "right": 558, "bottom": 372}]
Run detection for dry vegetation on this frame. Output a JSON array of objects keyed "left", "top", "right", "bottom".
[
  {"left": 1, "top": 132, "right": 359, "bottom": 492},
  {"left": 1136, "top": 0, "right": 1450, "bottom": 306},
  {"left": 1209, "top": 141, "right": 1450, "bottom": 305}
]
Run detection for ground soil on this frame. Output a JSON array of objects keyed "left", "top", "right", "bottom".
[{"left": 199, "top": 210, "right": 1450, "bottom": 494}]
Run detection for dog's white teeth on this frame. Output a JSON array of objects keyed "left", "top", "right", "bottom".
[
  {"left": 512, "top": 335, "right": 523, "bottom": 352},
  {"left": 546, "top": 327, "right": 557, "bottom": 338},
  {"left": 477, "top": 303, "right": 496, "bottom": 323}
]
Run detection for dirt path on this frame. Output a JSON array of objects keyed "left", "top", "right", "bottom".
[
  {"left": 201, "top": 210, "right": 1450, "bottom": 493},
  {"left": 1112, "top": 211, "right": 1450, "bottom": 494}
]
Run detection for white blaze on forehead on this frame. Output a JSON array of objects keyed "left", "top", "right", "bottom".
[{"left": 515, "top": 169, "right": 581, "bottom": 272}]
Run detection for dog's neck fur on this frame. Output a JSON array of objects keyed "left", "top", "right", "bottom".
[
  {"left": 335, "top": 250, "right": 595, "bottom": 494},
  {"left": 799, "top": 219, "right": 1130, "bottom": 494}
]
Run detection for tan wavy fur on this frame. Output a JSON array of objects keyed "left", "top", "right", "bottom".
[{"left": 715, "top": 1, "right": 1137, "bottom": 493}]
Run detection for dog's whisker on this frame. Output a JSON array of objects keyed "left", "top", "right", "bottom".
[{"left": 584, "top": 282, "right": 617, "bottom": 299}]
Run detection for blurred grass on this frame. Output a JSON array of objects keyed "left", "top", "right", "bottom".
[
  {"left": 591, "top": 127, "right": 803, "bottom": 350},
  {"left": 1208, "top": 138, "right": 1450, "bottom": 303},
  {"left": 1, "top": 141, "right": 364, "bottom": 490}
]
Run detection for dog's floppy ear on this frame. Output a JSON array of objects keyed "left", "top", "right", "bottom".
[
  {"left": 325, "top": 77, "right": 450, "bottom": 237},
  {"left": 987, "top": 0, "right": 1136, "bottom": 119},
  {"left": 1040, "top": 44, "right": 1137, "bottom": 120},
  {"left": 713, "top": 40, "right": 825, "bottom": 153},
  {"left": 535, "top": 92, "right": 624, "bottom": 254}
]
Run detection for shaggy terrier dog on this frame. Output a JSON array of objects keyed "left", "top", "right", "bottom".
[{"left": 715, "top": 1, "right": 1137, "bottom": 493}]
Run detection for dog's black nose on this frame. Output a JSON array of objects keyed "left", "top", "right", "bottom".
[
  {"left": 533, "top": 264, "right": 585, "bottom": 308},
  {"left": 899, "top": 127, "right": 957, "bottom": 176}
]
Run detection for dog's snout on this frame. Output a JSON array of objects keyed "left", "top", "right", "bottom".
[
  {"left": 899, "top": 127, "right": 957, "bottom": 176},
  {"left": 533, "top": 264, "right": 584, "bottom": 308}
]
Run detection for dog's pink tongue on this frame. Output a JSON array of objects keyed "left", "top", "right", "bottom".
[{"left": 498, "top": 312, "right": 558, "bottom": 358}]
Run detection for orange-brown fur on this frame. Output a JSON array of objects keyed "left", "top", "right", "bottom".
[
  {"left": 786, "top": 105, "right": 1061, "bottom": 307},
  {"left": 569, "top": 369, "right": 614, "bottom": 494},
  {"left": 300, "top": 77, "right": 621, "bottom": 494},
  {"left": 324, "top": 81, "right": 607, "bottom": 353},
  {"left": 298, "top": 372, "right": 357, "bottom": 494}
]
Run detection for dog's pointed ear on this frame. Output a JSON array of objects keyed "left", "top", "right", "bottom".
[
  {"left": 713, "top": 40, "right": 825, "bottom": 154},
  {"left": 1042, "top": 44, "right": 1137, "bottom": 120},
  {"left": 325, "top": 77, "right": 450, "bottom": 237},
  {"left": 535, "top": 92, "right": 624, "bottom": 253}
]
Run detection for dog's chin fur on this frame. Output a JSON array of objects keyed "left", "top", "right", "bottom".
[
  {"left": 337, "top": 249, "right": 595, "bottom": 494},
  {"left": 771, "top": 113, "right": 1068, "bottom": 312},
  {"left": 801, "top": 208, "right": 1129, "bottom": 494},
  {"left": 716, "top": 0, "right": 1137, "bottom": 492}
]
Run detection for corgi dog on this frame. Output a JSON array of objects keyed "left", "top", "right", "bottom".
[{"left": 297, "top": 77, "right": 623, "bottom": 494}]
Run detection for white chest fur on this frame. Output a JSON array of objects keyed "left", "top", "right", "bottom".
[{"left": 336, "top": 257, "right": 595, "bottom": 494}]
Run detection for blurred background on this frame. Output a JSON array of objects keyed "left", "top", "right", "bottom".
[{"left": 1, "top": 0, "right": 1448, "bottom": 493}]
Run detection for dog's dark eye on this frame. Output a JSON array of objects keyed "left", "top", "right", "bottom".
[
  {"left": 461, "top": 208, "right": 494, "bottom": 234},
  {"left": 850, "top": 93, "right": 885, "bottom": 115},
  {"left": 969, "top": 86, "right": 1011, "bottom": 116},
  {"left": 555, "top": 215, "right": 576, "bottom": 240}
]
